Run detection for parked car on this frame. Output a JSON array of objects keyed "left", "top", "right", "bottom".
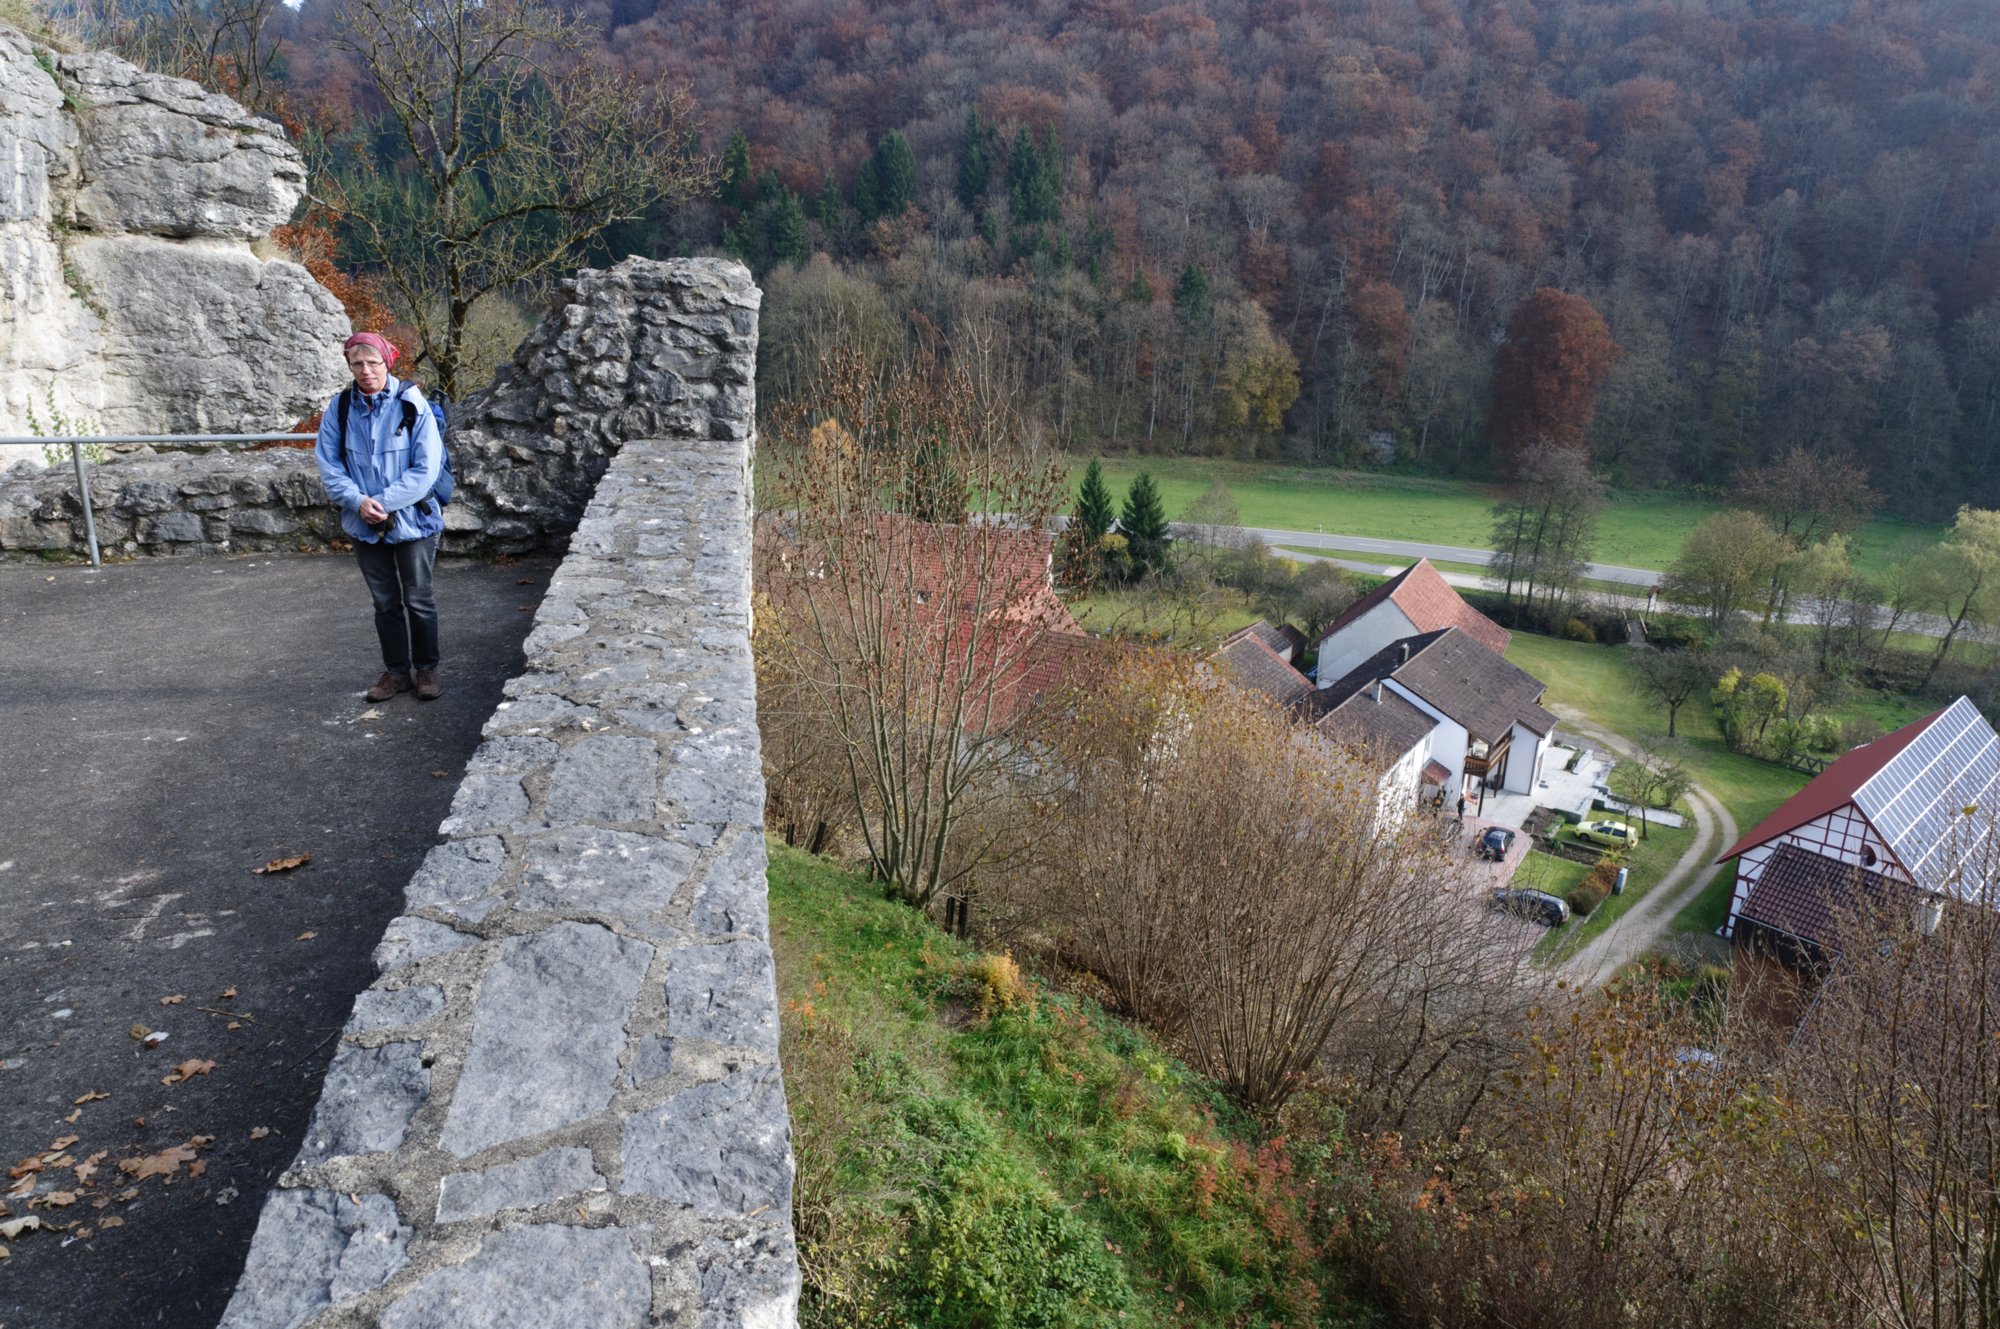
[
  {"left": 1575, "top": 818, "right": 1637, "bottom": 849},
  {"left": 1474, "top": 827, "right": 1516, "bottom": 860},
  {"left": 1491, "top": 887, "right": 1570, "bottom": 926}
]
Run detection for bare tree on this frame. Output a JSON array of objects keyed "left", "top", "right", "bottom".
[
  {"left": 1628, "top": 645, "right": 1709, "bottom": 738},
  {"left": 1033, "top": 659, "right": 1501, "bottom": 1114},
  {"left": 758, "top": 346, "right": 1070, "bottom": 914},
  {"left": 1606, "top": 738, "right": 1692, "bottom": 838},
  {"left": 1785, "top": 822, "right": 2000, "bottom": 1328},
  {"left": 322, "top": 0, "right": 714, "bottom": 397},
  {"left": 67, "top": 0, "right": 284, "bottom": 113},
  {"left": 1486, "top": 442, "right": 1603, "bottom": 627}
]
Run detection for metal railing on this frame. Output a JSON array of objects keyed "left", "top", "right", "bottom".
[{"left": 0, "top": 432, "right": 312, "bottom": 570}]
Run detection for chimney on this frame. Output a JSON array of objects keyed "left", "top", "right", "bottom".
[
  {"left": 1372, "top": 680, "right": 1382, "bottom": 704},
  {"left": 1399, "top": 641, "right": 1411, "bottom": 665}
]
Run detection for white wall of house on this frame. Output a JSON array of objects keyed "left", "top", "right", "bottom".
[
  {"left": 1722, "top": 801, "right": 1904, "bottom": 936},
  {"left": 1381, "top": 679, "right": 1468, "bottom": 791},
  {"left": 1502, "top": 722, "right": 1547, "bottom": 794},
  {"left": 1314, "top": 601, "right": 1418, "bottom": 684},
  {"left": 1374, "top": 739, "right": 1428, "bottom": 826}
]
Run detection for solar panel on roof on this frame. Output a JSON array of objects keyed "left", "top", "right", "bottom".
[{"left": 1855, "top": 697, "right": 2000, "bottom": 900}]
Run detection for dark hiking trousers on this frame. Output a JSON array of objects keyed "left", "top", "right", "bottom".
[{"left": 355, "top": 534, "right": 440, "bottom": 673}]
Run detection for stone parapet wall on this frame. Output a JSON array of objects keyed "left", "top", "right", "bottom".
[
  {"left": 218, "top": 258, "right": 799, "bottom": 1327},
  {"left": 0, "top": 256, "right": 759, "bottom": 559}
]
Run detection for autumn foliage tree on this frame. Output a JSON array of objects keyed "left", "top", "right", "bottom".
[{"left": 1485, "top": 288, "right": 1619, "bottom": 464}]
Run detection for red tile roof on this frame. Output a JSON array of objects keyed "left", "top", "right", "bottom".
[
  {"left": 1316, "top": 559, "right": 1510, "bottom": 659},
  {"left": 1719, "top": 705, "right": 1951, "bottom": 862},
  {"left": 1212, "top": 632, "right": 1315, "bottom": 708}
]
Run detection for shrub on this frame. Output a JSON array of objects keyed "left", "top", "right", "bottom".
[
  {"left": 968, "top": 950, "right": 1033, "bottom": 1020},
  {"left": 1563, "top": 616, "right": 1596, "bottom": 643},
  {"left": 1568, "top": 878, "right": 1608, "bottom": 916}
]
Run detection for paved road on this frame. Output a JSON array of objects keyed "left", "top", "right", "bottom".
[
  {"left": 0, "top": 552, "right": 550, "bottom": 1329},
  {"left": 1242, "top": 526, "right": 1663, "bottom": 586}
]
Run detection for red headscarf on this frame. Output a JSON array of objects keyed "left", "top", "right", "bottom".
[{"left": 343, "top": 332, "right": 400, "bottom": 368}]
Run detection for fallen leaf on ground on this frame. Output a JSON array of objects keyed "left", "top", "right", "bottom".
[
  {"left": 97, "top": 1215, "right": 122, "bottom": 1229},
  {"left": 188, "top": 1160, "right": 207, "bottom": 1178},
  {"left": 0, "top": 1216, "right": 38, "bottom": 1240},
  {"left": 114, "top": 1188, "right": 137, "bottom": 1202},
  {"left": 73, "top": 1225, "right": 92, "bottom": 1238},
  {"left": 39, "top": 1192, "right": 75, "bottom": 1208},
  {"left": 430, "top": 770, "right": 448, "bottom": 778},
  {"left": 6, "top": 1178, "right": 32, "bottom": 1199},
  {"left": 41, "top": 1154, "right": 72, "bottom": 1169},
  {"left": 74, "top": 1153, "right": 105, "bottom": 1186},
  {"left": 63, "top": 1109, "right": 80, "bottom": 1125},
  {"left": 142, "top": 1031, "right": 168, "bottom": 1048},
  {"left": 357, "top": 708, "right": 382, "bottom": 720},
  {"left": 128, "top": 1024, "right": 151, "bottom": 1041},
  {"left": 158, "top": 994, "right": 185, "bottom": 1006},
  {"left": 0, "top": 1243, "right": 9, "bottom": 1257},
  {"left": 72, "top": 1091, "right": 108, "bottom": 1105},
  {"left": 117, "top": 1141, "right": 200, "bottom": 1182},
  {"left": 515, "top": 577, "right": 533, "bottom": 585},
  {"left": 8, "top": 1159, "right": 42, "bottom": 1180},
  {"left": 49, "top": 1136, "right": 78, "bottom": 1151},
  {"left": 226, "top": 1021, "right": 241, "bottom": 1030},
  {"left": 295, "top": 931, "right": 317, "bottom": 941},
  {"left": 249, "top": 1127, "right": 269, "bottom": 1140},
  {"left": 253, "top": 854, "right": 310, "bottom": 876},
  {"left": 220, "top": 987, "right": 237, "bottom": 999},
  {"left": 161, "top": 1059, "right": 216, "bottom": 1086}
]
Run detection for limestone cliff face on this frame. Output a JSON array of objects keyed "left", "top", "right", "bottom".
[{"left": 0, "top": 23, "right": 348, "bottom": 448}]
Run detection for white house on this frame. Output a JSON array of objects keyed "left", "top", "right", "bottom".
[
  {"left": 1305, "top": 627, "right": 1556, "bottom": 812},
  {"left": 1210, "top": 621, "right": 1431, "bottom": 823},
  {"left": 1312, "top": 558, "right": 1510, "bottom": 685},
  {"left": 1719, "top": 696, "right": 2000, "bottom": 946}
]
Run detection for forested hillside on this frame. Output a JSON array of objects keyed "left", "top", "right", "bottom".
[{"left": 271, "top": 0, "right": 2000, "bottom": 515}]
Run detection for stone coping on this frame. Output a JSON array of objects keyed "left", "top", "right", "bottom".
[{"left": 217, "top": 434, "right": 798, "bottom": 1328}]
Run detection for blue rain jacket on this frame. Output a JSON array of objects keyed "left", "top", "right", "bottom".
[{"left": 312, "top": 375, "right": 446, "bottom": 544}]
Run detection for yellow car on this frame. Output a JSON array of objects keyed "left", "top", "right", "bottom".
[{"left": 1576, "top": 818, "right": 1637, "bottom": 849}]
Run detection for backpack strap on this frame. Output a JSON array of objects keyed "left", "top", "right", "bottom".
[{"left": 335, "top": 385, "right": 354, "bottom": 453}]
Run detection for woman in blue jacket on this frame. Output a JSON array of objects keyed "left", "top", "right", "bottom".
[{"left": 314, "top": 332, "right": 447, "bottom": 702}]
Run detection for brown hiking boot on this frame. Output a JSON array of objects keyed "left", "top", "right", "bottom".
[
  {"left": 413, "top": 668, "right": 443, "bottom": 701},
  {"left": 366, "top": 671, "right": 411, "bottom": 702}
]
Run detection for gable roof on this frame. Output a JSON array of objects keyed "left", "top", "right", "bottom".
[
  {"left": 1309, "top": 685, "right": 1437, "bottom": 772},
  {"left": 1720, "top": 697, "right": 2000, "bottom": 900},
  {"left": 1212, "top": 631, "right": 1315, "bottom": 709},
  {"left": 1738, "top": 842, "right": 1922, "bottom": 952},
  {"left": 1221, "top": 619, "right": 1298, "bottom": 662},
  {"left": 1308, "top": 627, "right": 1553, "bottom": 745},
  {"left": 1316, "top": 558, "right": 1510, "bottom": 658}
]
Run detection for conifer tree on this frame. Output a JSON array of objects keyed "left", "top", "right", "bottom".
[
  {"left": 721, "top": 129, "right": 755, "bottom": 208},
  {"left": 814, "top": 171, "right": 843, "bottom": 231},
  {"left": 1173, "top": 262, "right": 1211, "bottom": 332},
  {"left": 1074, "top": 459, "right": 1114, "bottom": 541},
  {"left": 1007, "top": 126, "right": 1061, "bottom": 225},
  {"left": 769, "top": 184, "right": 809, "bottom": 266},
  {"left": 957, "top": 107, "right": 995, "bottom": 209},
  {"left": 1120, "top": 472, "right": 1171, "bottom": 575},
  {"left": 859, "top": 131, "right": 916, "bottom": 220}
]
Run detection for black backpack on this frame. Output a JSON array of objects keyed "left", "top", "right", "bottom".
[{"left": 335, "top": 383, "right": 456, "bottom": 506}]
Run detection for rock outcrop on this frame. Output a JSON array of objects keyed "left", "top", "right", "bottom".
[
  {"left": 0, "top": 22, "right": 348, "bottom": 451},
  {"left": 0, "top": 257, "right": 758, "bottom": 559}
]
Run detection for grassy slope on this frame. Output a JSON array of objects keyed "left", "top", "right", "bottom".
[
  {"left": 1084, "top": 455, "right": 1940, "bottom": 579},
  {"left": 768, "top": 843, "right": 1347, "bottom": 1328}
]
